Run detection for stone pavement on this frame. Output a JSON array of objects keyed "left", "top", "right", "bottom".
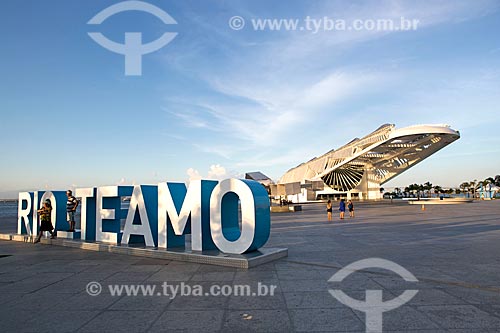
[{"left": 0, "top": 200, "right": 500, "bottom": 332}]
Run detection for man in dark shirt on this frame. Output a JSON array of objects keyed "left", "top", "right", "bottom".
[{"left": 66, "top": 190, "right": 79, "bottom": 232}]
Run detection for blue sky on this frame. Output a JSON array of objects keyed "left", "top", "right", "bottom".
[{"left": 1, "top": 0, "right": 499, "bottom": 198}]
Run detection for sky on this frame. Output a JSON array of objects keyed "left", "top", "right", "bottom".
[{"left": 1, "top": 0, "right": 499, "bottom": 198}]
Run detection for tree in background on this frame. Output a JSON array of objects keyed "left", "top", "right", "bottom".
[
  {"left": 423, "top": 182, "right": 433, "bottom": 197},
  {"left": 434, "top": 185, "right": 443, "bottom": 196},
  {"left": 394, "top": 187, "right": 401, "bottom": 196},
  {"left": 460, "top": 182, "right": 470, "bottom": 198},
  {"left": 404, "top": 186, "right": 410, "bottom": 196},
  {"left": 470, "top": 179, "right": 478, "bottom": 199},
  {"left": 480, "top": 178, "right": 494, "bottom": 198},
  {"left": 408, "top": 184, "right": 419, "bottom": 197}
]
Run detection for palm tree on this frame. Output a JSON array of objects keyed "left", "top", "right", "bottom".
[
  {"left": 404, "top": 186, "right": 410, "bottom": 197},
  {"left": 423, "top": 182, "right": 433, "bottom": 198},
  {"left": 494, "top": 175, "right": 500, "bottom": 187},
  {"left": 394, "top": 187, "right": 401, "bottom": 196},
  {"left": 434, "top": 185, "right": 443, "bottom": 196},
  {"left": 418, "top": 184, "right": 424, "bottom": 199},
  {"left": 481, "top": 178, "right": 494, "bottom": 199},
  {"left": 470, "top": 179, "right": 477, "bottom": 199},
  {"left": 459, "top": 182, "right": 469, "bottom": 198},
  {"left": 407, "top": 183, "right": 420, "bottom": 197}
]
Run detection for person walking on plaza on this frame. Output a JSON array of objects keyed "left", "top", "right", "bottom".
[
  {"left": 326, "top": 200, "right": 333, "bottom": 221},
  {"left": 348, "top": 200, "right": 355, "bottom": 218},
  {"left": 34, "top": 199, "right": 55, "bottom": 243},
  {"left": 66, "top": 190, "right": 79, "bottom": 232},
  {"left": 339, "top": 199, "right": 346, "bottom": 220}
]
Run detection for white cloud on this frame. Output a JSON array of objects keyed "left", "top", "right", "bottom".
[
  {"left": 186, "top": 164, "right": 242, "bottom": 183},
  {"left": 174, "top": 69, "right": 384, "bottom": 151},
  {"left": 164, "top": 0, "right": 500, "bottom": 182},
  {"left": 207, "top": 164, "right": 228, "bottom": 179},
  {"left": 116, "top": 177, "right": 137, "bottom": 186},
  {"left": 169, "top": 111, "right": 209, "bottom": 129},
  {"left": 297, "top": 71, "right": 382, "bottom": 109},
  {"left": 186, "top": 168, "right": 202, "bottom": 182},
  {"left": 165, "top": 0, "right": 499, "bottom": 146}
]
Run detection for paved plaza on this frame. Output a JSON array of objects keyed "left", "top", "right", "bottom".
[{"left": 0, "top": 200, "right": 500, "bottom": 332}]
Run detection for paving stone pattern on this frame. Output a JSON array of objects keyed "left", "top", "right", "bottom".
[{"left": 0, "top": 200, "right": 500, "bottom": 332}]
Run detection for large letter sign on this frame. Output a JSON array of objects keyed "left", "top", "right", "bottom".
[
  {"left": 210, "top": 179, "right": 270, "bottom": 254},
  {"left": 75, "top": 187, "right": 97, "bottom": 241},
  {"left": 18, "top": 191, "right": 66, "bottom": 236},
  {"left": 17, "top": 179, "right": 271, "bottom": 255},
  {"left": 122, "top": 185, "right": 157, "bottom": 247},
  {"left": 158, "top": 180, "right": 217, "bottom": 251}
]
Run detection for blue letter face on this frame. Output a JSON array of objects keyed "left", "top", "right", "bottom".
[
  {"left": 18, "top": 191, "right": 66, "bottom": 235},
  {"left": 157, "top": 180, "right": 218, "bottom": 251},
  {"left": 121, "top": 185, "right": 158, "bottom": 247},
  {"left": 18, "top": 178, "right": 272, "bottom": 254},
  {"left": 40, "top": 191, "right": 67, "bottom": 231},
  {"left": 210, "top": 179, "right": 270, "bottom": 254},
  {"left": 96, "top": 186, "right": 133, "bottom": 244},
  {"left": 76, "top": 188, "right": 97, "bottom": 241}
]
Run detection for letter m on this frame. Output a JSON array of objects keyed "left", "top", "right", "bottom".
[{"left": 157, "top": 180, "right": 217, "bottom": 251}]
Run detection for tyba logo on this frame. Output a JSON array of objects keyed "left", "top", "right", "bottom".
[
  {"left": 328, "top": 258, "right": 419, "bottom": 333},
  {"left": 87, "top": 1, "right": 177, "bottom": 76}
]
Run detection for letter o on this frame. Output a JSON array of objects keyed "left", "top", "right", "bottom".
[{"left": 210, "top": 179, "right": 270, "bottom": 254}]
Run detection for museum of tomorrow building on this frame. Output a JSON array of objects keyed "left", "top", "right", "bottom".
[{"left": 278, "top": 124, "right": 460, "bottom": 201}]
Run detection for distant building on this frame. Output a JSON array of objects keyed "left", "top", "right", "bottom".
[
  {"left": 278, "top": 124, "right": 460, "bottom": 201},
  {"left": 245, "top": 172, "right": 273, "bottom": 187}
]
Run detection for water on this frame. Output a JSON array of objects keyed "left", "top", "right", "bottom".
[
  {"left": 0, "top": 201, "right": 18, "bottom": 219},
  {"left": 0, "top": 201, "right": 128, "bottom": 226}
]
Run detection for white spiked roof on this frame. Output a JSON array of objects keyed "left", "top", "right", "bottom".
[{"left": 279, "top": 124, "right": 460, "bottom": 191}]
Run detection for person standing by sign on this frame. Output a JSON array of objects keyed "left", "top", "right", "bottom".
[
  {"left": 347, "top": 200, "right": 354, "bottom": 218},
  {"left": 34, "top": 199, "right": 55, "bottom": 243},
  {"left": 326, "top": 200, "right": 333, "bottom": 221},
  {"left": 339, "top": 199, "right": 346, "bottom": 220},
  {"left": 66, "top": 190, "right": 79, "bottom": 232}
]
